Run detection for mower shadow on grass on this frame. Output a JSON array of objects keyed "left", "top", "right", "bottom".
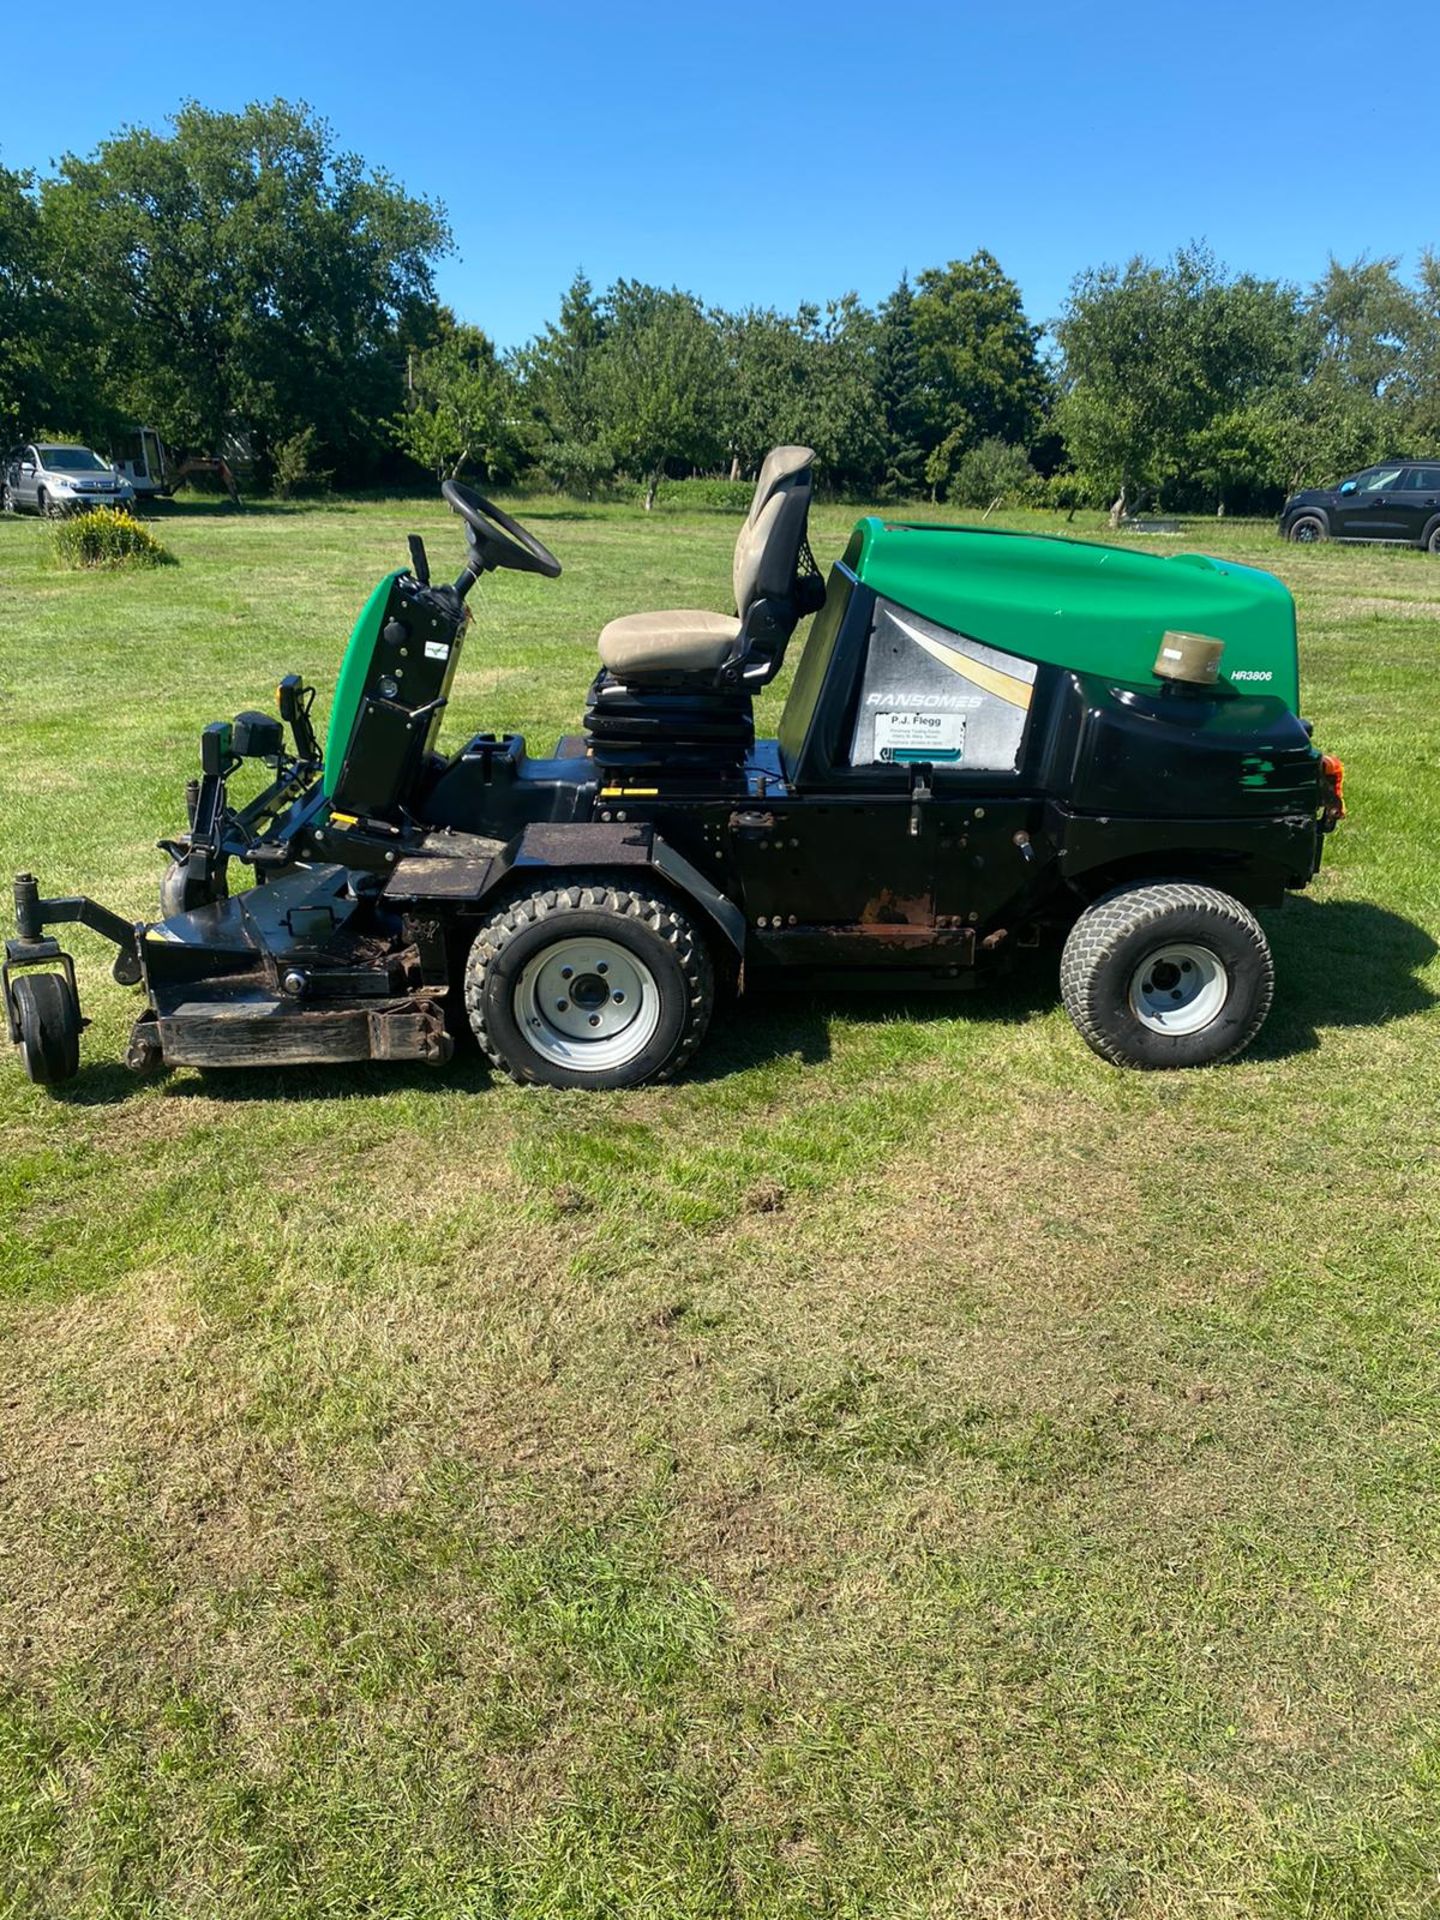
[
  {"left": 48, "top": 1052, "right": 498, "bottom": 1109},
  {"left": 50, "top": 974, "right": 1061, "bottom": 1105},
  {"left": 40, "top": 1060, "right": 152, "bottom": 1109},
  {"left": 696, "top": 894, "right": 1437, "bottom": 1080},
  {"left": 694, "top": 966, "right": 1061, "bottom": 1082},
  {"left": 40, "top": 898, "right": 1430, "bottom": 1102},
  {"left": 1253, "top": 895, "right": 1438, "bottom": 1060}
]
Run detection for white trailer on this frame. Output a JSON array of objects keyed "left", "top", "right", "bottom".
[{"left": 112, "top": 426, "right": 172, "bottom": 500}]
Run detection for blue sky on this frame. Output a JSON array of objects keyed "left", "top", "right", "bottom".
[{"left": 4, "top": 0, "right": 1431, "bottom": 349}]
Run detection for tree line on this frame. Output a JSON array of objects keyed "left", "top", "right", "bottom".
[{"left": 2, "top": 100, "right": 1437, "bottom": 511}]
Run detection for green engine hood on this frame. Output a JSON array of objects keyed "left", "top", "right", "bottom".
[{"left": 845, "top": 519, "right": 1300, "bottom": 712}]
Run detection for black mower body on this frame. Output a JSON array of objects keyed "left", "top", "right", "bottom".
[{"left": 6, "top": 490, "right": 1343, "bottom": 1086}]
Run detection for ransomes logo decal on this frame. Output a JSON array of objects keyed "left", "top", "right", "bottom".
[{"left": 865, "top": 690, "right": 979, "bottom": 710}]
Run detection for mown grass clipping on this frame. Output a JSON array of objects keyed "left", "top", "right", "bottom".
[{"left": 52, "top": 505, "right": 176, "bottom": 571}]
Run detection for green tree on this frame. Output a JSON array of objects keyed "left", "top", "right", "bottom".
[
  {"left": 1408, "top": 250, "right": 1440, "bottom": 450},
  {"left": 1245, "top": 369, "right": 1376, "bottom": 498},
  {"left": 1053, "top": 260, "right": 1171, "bottom": 513},
  {"left": 516, "top": 271, "right": 614, "bottom": 493},
  {"left": 1310, "top": 255, "right": 1419, "bottom": 401},
  {"left": 1270, "top": 256, "right": 1422, "bottom": 486},
  {"left": 721, "top": 305, "right": 826, "bottom": 476},
  {"left": 41, "top": 99, "right": 450, "bottom": 479},
  {"left": 912, "top": 252, "right": 1048, "bottom": 494},
  {"left": 801, "top": 295, "right": 884, "bottom": 492},
  {"left": 594, "top": 282, "right": 725, "bottom": 508},
  {"left": 0, "top": 165, "right": 65, "bottom": 441},
  {"left": 1248, "top": 257, "right": 1434, "bottom": 493},
  {"left": 393, "top": 321, "right": 516, "bottom": 482},
  {"left": 715, "top": 297, "right": 883, "bottom": 490},
  {"left": 946, "top": 436, "right": 1038, "bottom": 509},
  {"left": 1055, "top": 245, "right": 1308, "bottom": 514},
  {"left": 874, "top": 276, "right": 926, "bottom": 498}
]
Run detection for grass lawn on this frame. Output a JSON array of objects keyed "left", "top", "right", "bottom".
[{"left": 2, "top": 491, "right": 1439, "bottom": 1919}]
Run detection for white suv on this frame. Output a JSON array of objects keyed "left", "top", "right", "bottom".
[{"left": 2, "top": 444, "right": 136, "bottom": 517}]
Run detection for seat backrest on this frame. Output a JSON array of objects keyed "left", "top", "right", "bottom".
[{"left": 733, "top": 446, "right": 816, "bottom": 615}]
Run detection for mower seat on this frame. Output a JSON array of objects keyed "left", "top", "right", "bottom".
[
  {"left": 596, "top": 445, "right": 817, "bottom": 689},
  {"left": 597, "top": 608, "right": 741, "bottom": 678}
]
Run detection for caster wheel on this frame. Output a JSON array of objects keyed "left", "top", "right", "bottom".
[
  {"left": 10, "top": 972, "right": 82, "bottom": 1085},
  {"left": 159, "top": 856, "right": 228, "bottom": 919}
]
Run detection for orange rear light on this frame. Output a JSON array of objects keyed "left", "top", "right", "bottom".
[{"left": 1320, "top": 752, "right": 1346, "bottom": 824}]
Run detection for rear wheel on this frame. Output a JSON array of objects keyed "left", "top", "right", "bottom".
[
  {"left": 1424, "top": 521, "right": 1440, "bottom": 555},
  {"left": 1287, "top": 513, "right": 1327, "bottom": 544},
  {"left": 9, "top": 973, "right": 82, "bottom": 1085},
  {"left": 465, "top": 876, "right": 715, "bottom": 1089},
  {"left": 1060, "top": 881, "right": 1273, "bottom": 1069},
  {"left": 1, "top": 483, "right": 14, "bottom": 515}
]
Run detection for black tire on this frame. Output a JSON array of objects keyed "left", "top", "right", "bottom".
[
  {"left": 1287, "top": 513, "right": 1327, "bottom": 545},
  {"left": 1, "top": 483, "right": 14, "bottom": 515},
  {"left": 1059, "top": 881, "right": 1274, "bottom": 1070},
  {"left": 159, "top": 855, "right": 229, "bottom": 919},
  {"left": 1424, "top": 520, "right": 1440, "bottom": 556},
  {"left": 465, "top": 875, "right": 715, "bottom": 1089},
  {"left": 10, "top": 973, "right": 82, "bottom": 1085},
  {"left": 36, "top": 489, "right": 51, "bottom": 520}
]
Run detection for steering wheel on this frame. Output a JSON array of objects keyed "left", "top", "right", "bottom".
[{"left": 442, "top": 479, "right": 562, "bottom": 579}]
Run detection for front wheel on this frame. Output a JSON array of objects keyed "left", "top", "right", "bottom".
[
  {"left": 10, "top": 972, "right": 82, "bottom": 1085},
  {"left": 1059, "top": 881, "right": 1274, "bottom": 1069},
  {"left": 465, "top": 876, "right": 715, "bottom": 1089},
  {"left": 1, "top": 483, "right": 14, "bottom": 515},
  {"left": 1424, "top": 522, "right": 1440, "bottom": 555},
  {"left": 1287, "top": 513, "right": 1327, "bottom": 544}
]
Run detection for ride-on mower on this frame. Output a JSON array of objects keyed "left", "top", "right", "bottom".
[{"left": 5, "top": 448, "right": 1345, "bottom": 1091}]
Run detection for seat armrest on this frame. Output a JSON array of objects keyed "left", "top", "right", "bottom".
[{"left": 733, "top": 585, "right": 824, "bottom": 688}]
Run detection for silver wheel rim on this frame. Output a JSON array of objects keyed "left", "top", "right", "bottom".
[
  {"left": 1129, "top": 941, "right": 1229, "bottom": 1035},
  {"left": 513, "top": 935, "right": 661, "bottom": 1073}
]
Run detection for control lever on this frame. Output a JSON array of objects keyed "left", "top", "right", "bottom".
[
  {"left": 407, "top": 534, "right": 430, "bottom": 585},
  {"left": 908, "top": 763, "right": 933, "bottom": 838}
]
